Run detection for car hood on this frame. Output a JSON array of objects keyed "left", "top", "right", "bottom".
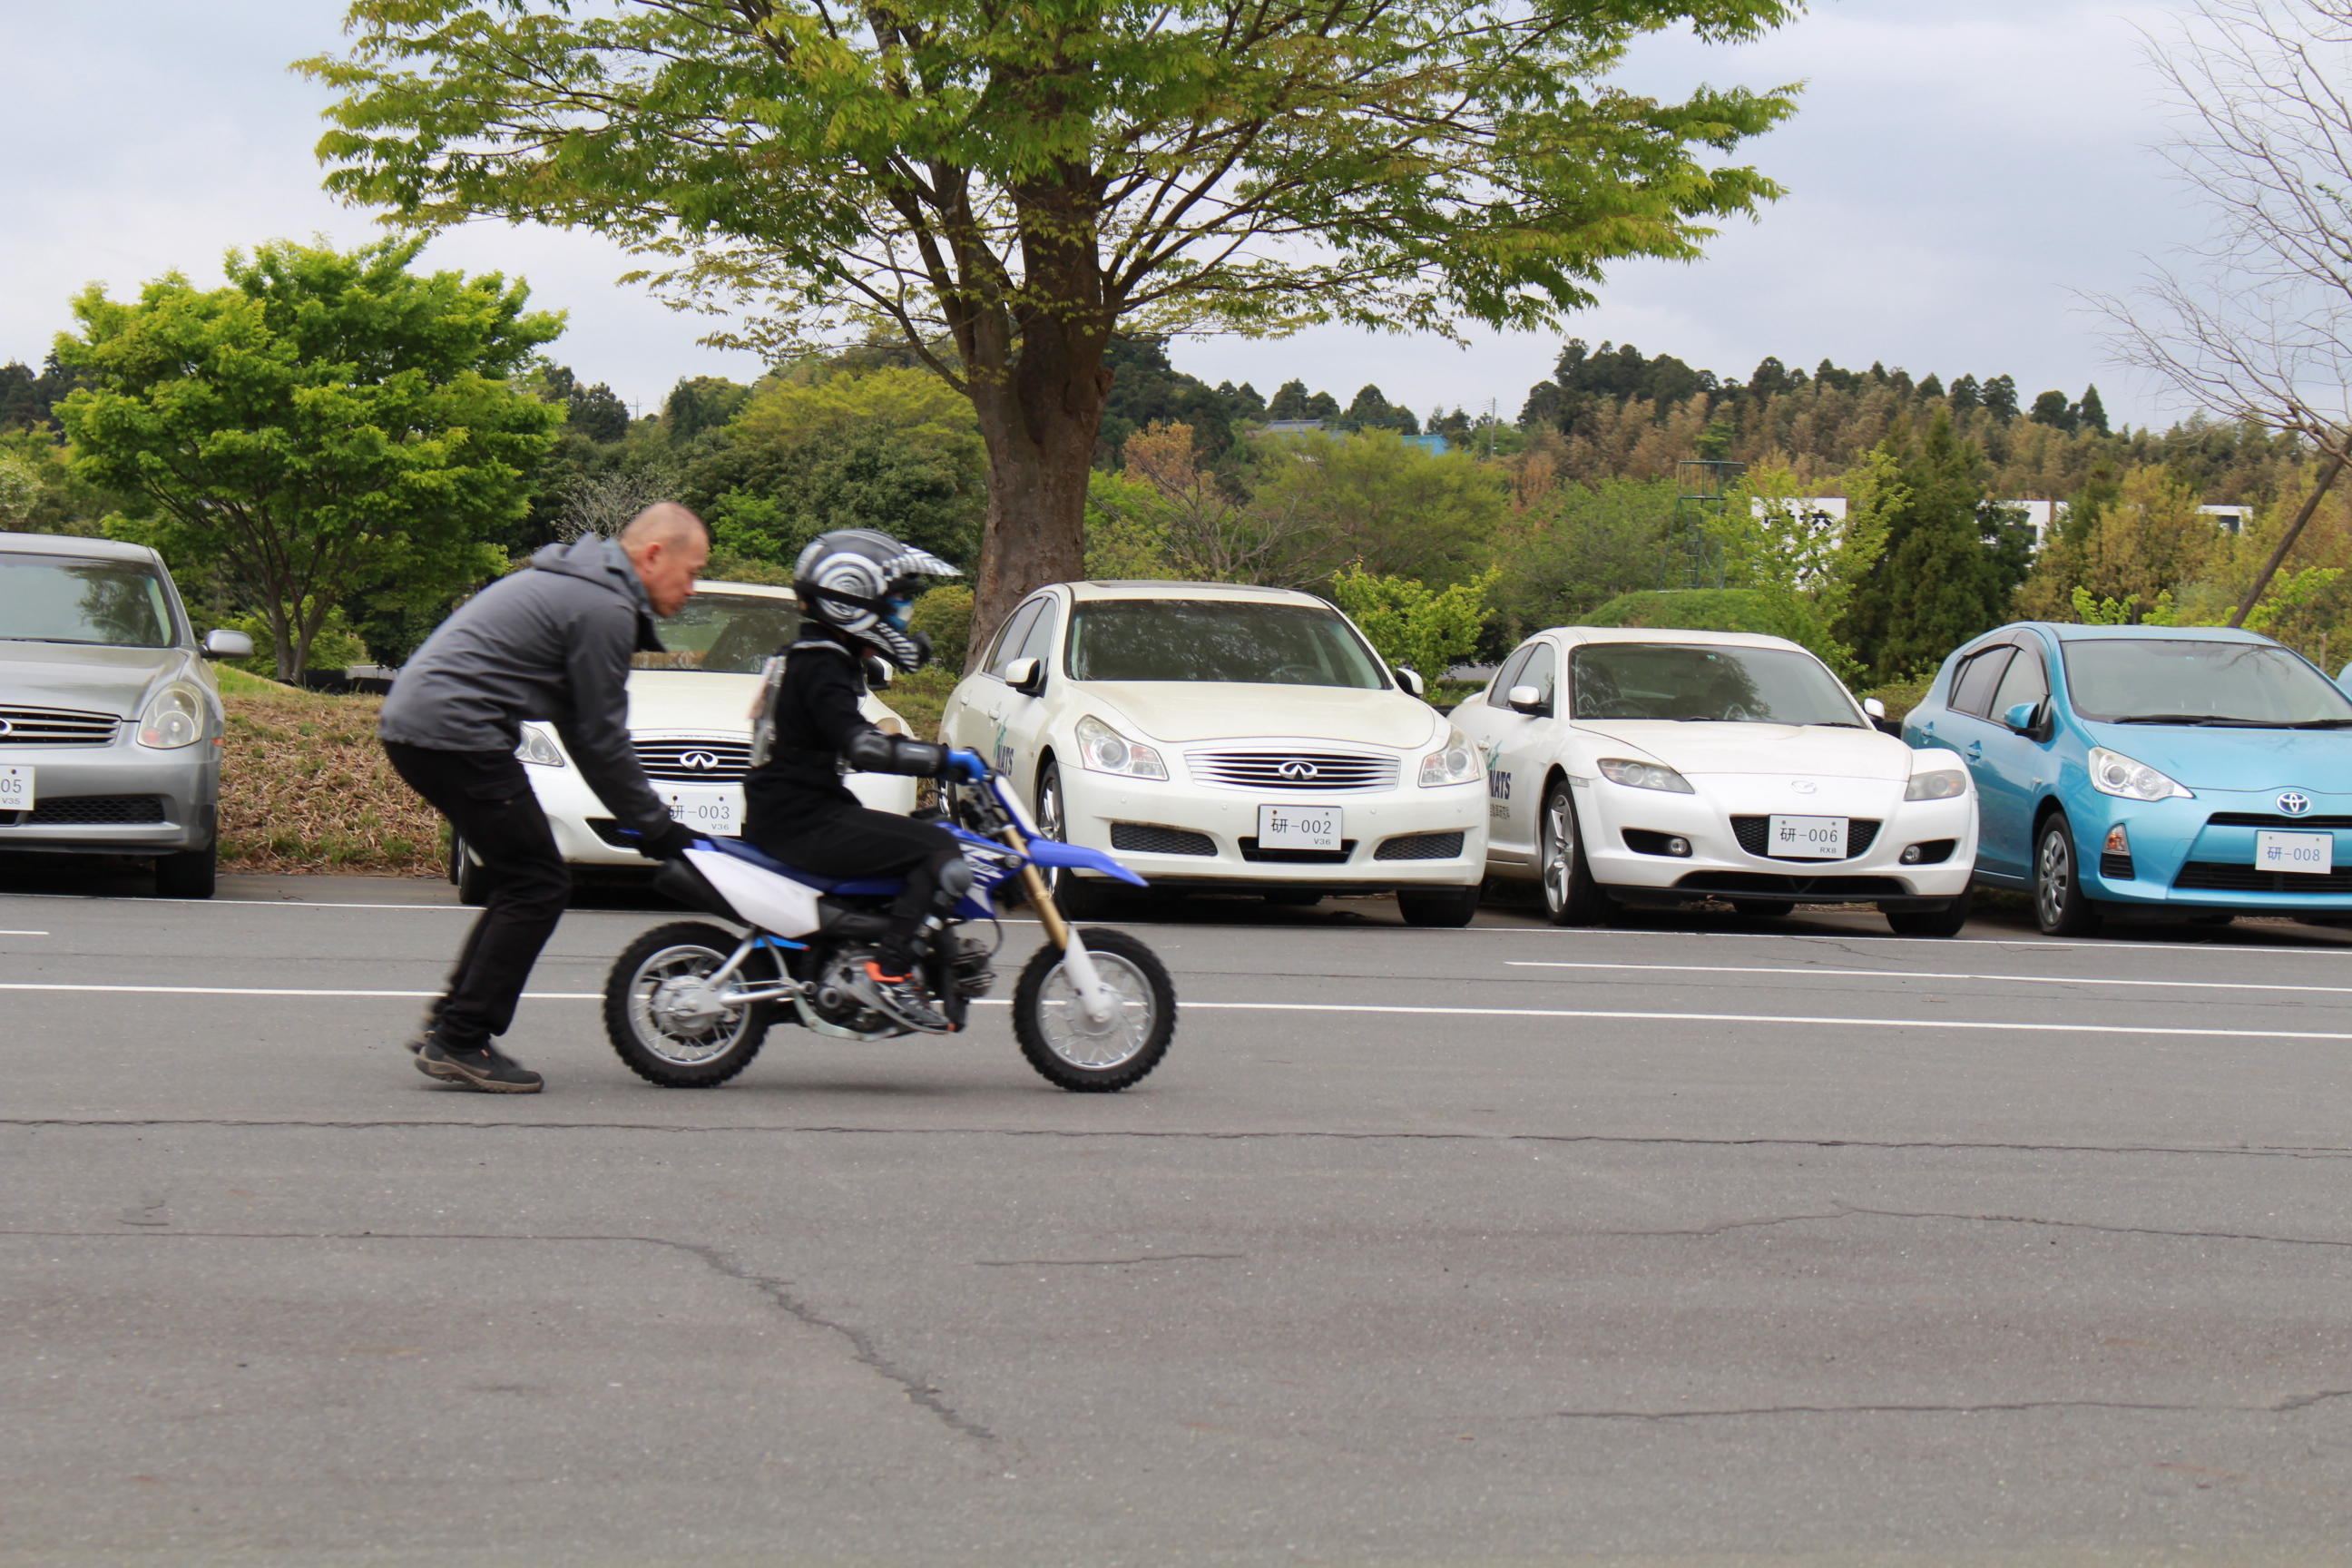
[
  {"left": 0, "top": 640, "right": 190, "bottom": 718},
  {"left": 2082, "top": 720, "right": 2352, "bottom": 792},
  {"left": 1573, "top": 720, "right": 1913, "bottom": 781},
  {"left": 622, "top": 668, "right": 901, "bottom": 734},
  {"left": 1084, "top": 681, "right": 1440, "bottom": 750}
]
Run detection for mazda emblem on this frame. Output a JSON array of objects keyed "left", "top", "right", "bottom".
[
  {"left": 0, "top": 719, "right": 11, "bottom": 738},
  {"left": 1790, "top": 779, "right": 1818, "bottom": 795},
  {"left": 2279, "top": 791, "right": 2312, "bottom": 817},
  {"left": 1277, "top": 760, "right": 1319, "bottom": 780},
  {"left": 680, "top": 750, "right": 721, "bottom": 773}
]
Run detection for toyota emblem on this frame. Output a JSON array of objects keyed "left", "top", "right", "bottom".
[
  {"left": 2279, "top": 791, "right": 2312, "bottom": 817},
  {"left": 1277, "top": 760, "right": 1319, "bottom": 780},
  {"left": 1790, "top": 779, "right": 1818, "bottom": 795},
  {"left": 680, "top": 750, "right": 721, "bottom": 773}
]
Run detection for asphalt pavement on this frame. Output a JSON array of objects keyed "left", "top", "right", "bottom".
[{"left": 5, "top": 866, "right": 2351, "bottom": 1566}]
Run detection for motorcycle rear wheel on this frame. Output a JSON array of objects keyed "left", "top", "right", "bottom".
[
  {"left": 605, "top": 921, "right": 775, "bottom": 1088},
  {"left": 1014, "top": 926, "right": 1175, "bottom": 1093}
]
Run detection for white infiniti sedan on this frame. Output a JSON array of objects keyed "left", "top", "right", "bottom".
[
  {"left": 937, "top": 581, "right": 1488, "bottom": 924},
  {"left": 450, "top": 581, "right": 916, "bottom": 902},
  {"left": 1451, "top": 627, "right": 1979, "bottom": 935}
]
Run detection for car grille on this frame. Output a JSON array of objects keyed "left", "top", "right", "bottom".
[
  {"left": 1189, "top": 750, "right": 1399, "bottom": 791},
  {"left": 2173, "top": 860, "right": 2352, "bottom": 894},
  {"left": 1674, "top": 872, "right": 1906, "bottom": 898},
  {"left": 1374, "top": 831, "right": 1466, "bottom": 861},
  {"left": 1240, "top": 837, "right": 1356, "bottom": 865},
  {"left": 1109, "top": 822, "right": 1217, "bottom": 857},
  {"left": 0, "top": 794, "right": 167, "bottom": 827},
  {"left": 0, "top": 704, "right": 118, "bottom": 747},
  {"left": 2206, "top": 811, "right": 2352, "bottom": 828},
  {"left": 1730, "top": 816, "right": 1882, "bottom": 860},
  {"left": 633, "top": 737, "right": 752, "bottom": 782}
]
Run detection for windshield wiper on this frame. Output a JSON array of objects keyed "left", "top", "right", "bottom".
[
  {"left": 2281, "top": 718, "right": 2352, "bottom": 729},
  {"left": 2110, "top": 713, "right": 2272, "bottom": 726}
]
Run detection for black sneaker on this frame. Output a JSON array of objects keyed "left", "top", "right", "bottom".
[
  {"left": 852, "top": 960, "right": 953, "bottom": 1034},
  {"left": 416, "top": 1039, "right": 544, "bottom": 1093},
  {"left": 407, "top": 999, "right": 446, "bottom": 1054}
]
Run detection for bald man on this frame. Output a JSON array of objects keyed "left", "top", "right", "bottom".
[{"left": 379, "top": 505, "right": 711, "bottom": 1092}]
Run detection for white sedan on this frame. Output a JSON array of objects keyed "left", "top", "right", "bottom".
[
  {"left": 1451, "top": 627, "right": 1979, "bottom": 936},
  {"left": 938, "top": 580, "right": 1489, "bottom": 924},
  {"left": 450, "top": 581, "right": 916, "bottom": 901}
]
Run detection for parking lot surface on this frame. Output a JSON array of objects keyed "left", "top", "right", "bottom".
[{"left": 5, "top": 868, "right": 2351, "bottom": 1565}]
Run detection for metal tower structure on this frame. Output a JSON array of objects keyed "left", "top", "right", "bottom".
[{"left": 1667, "top": 459, "right": 1743, "bottom": 590}]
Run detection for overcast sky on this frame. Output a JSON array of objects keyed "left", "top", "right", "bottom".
[{"left": 0, "top": 1, "right": 2197, "bottom": 427}]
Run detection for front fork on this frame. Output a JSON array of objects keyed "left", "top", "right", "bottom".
[{"left": 1006, "top": 834, "right": 1118, "bottom": 1025}]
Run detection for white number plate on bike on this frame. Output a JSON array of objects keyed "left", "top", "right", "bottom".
[
  {"left": 1769, "top": 813, "right": 1848, "bottom": 858},
  {"left": 1259, "top": 803, "right": 1341, "bottom": 850},
  {"left": 662, "top": 786, "right": 740, "bottom": 836},
  {"left": 0, "top": 766, "right": 31, "bottom": 811},
  {"left": 2257, "top": 828, "right": 2333, "bottom": 874}
]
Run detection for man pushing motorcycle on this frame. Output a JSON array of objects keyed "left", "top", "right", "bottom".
[{"left": 740, "top": 528, "right": 986, "bottom": 1034}]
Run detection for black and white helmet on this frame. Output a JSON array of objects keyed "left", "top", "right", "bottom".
[{"left": 792, "top": 528, "right": 960, "bottom": 671}]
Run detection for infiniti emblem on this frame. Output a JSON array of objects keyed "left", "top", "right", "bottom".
[
  {"left": 2279, "top": 791, "right": 2312, "bottom": 817},
  {"left": 1277, "top": 760, "right": 1320, "bottom": 780},
  {"left": 680, "top": 750, "right": 722, "bottom": 773},
  {"left": 0, "top": 719, "right": 11, "bottom": 738},
  {"left": 1790, "top": 779, "right": 1818, "bottom": 795}
]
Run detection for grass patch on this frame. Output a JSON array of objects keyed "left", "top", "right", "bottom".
[
  {"left": 213, "top": 664, "right": 303, "bottom": 698},
  {"left": 220, "top": 691, "right": 444, "bottom": 877}
]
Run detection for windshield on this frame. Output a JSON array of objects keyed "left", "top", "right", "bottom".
[
  {"left": 1065, "top": 599, "right": 1389, "bottom": 687},
  {"left": 2060, "top": 638, "right": 2352, "bottom": 725},
  {"left": 1571, "top": 642, "right": 1862, "bottom": 725},
  {"left": 632, "top": 591, "right": 801, "bottom": 673},
  {"left": 0, "top": 552, "right": 177, "bottom": 648}
]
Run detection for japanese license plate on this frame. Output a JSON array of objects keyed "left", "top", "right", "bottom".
[
  {"left": 0, "top": 766, "right": 32, "bottom": 812},
  {"left": 662, "top": 786, "right": 740, "bottom": 837},
  {"left": 2257, "top": 828, "right": 2333, "bottom": 874},
  {"left": 1259, "top": 802, "right": 1342, "bottom": 851},
  {"left": 1769, "top": 813, "right": 1848, "bottom": 859}
]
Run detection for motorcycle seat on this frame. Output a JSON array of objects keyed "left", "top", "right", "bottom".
[{"left": 699, "top": 836, "right": 903, "bottom": 899}]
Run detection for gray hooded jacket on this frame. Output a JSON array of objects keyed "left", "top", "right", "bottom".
[{"left": 379, "top": 535, "right": 671, "bottom": 838}]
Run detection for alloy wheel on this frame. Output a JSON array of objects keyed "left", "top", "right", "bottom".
[
  {"left": 2037, "top": 828, "right": 2072, "bottom": 930},
  {"left": 1543, "top": 792, "right": 1575, "bottom": 916}
]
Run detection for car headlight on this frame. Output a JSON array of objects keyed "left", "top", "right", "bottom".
[
  {"left": 1075, "top": 714, "right": 1166, "bottom": 780},
  {"left": 1596, "top": 757, "right": 1694, "bottom": 794},
  {"left": 1417, "top": 725, "right": 1481, "bottom": 787},
  {"left": 2088, "top": 746, "right": 2191, "bottom": 801},
  {"left": 136, "top": 684, "right": 205, "bottom": 750},
  {"left": 1905, "top": 769, "right": 1968, "bottom": 801},
  {"left": 514, "top": 724, "right": 568, "bottom": 768}
]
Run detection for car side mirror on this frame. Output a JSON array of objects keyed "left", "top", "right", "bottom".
[
  {"left": 1506, "top": 683, "right": 1551, "bottom": 718},
  {"left": 202, "top": 629, "right": 254, "bottom": 660},
  {"left": 1394, "top": 666, "right": 1426, "bottom": 698},
  {"left": 1002, "top": 656, "right": 1045, "bottom": 697},
  {"left": 1863, "top": 697, "right": 1886, "bottom": 719},
  {"left": 2002, "top": 699, "right": 2046, "bottom": 738},
  {"left": 1862, "top": 695, "right": 1901, "bottom": 736}
]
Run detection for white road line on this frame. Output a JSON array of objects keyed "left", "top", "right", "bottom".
[
  {"left": 1504, "top": 960, "right": 2352, "bottom": 997},
  {"left": 1545, "top": 926, "right": 2352, "bottom": 957},
  {"left": 2, "top": 981, "right": 2346, "bottom": 1043},
  {"left": 0, "top": 930, "right": 47, "bottom": 936}
]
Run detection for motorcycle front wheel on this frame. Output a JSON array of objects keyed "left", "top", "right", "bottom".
[
  {"left": 605, "top": 921, "right": 776, "bottom": 1088},
  {"left": 1013, "top": 926, "right": 1176, "bottom": 1093}
]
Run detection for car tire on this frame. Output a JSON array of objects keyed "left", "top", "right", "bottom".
[
  {"left": 1396, "top": 884, "right": 1480, "bottom": 927},
  {"left": 1730, "top": 898, "right": 1796, "bottom": 919},
  {"left": 449, "top": 831, "right": 492, "bottom": 908},
  {"left": 1034, "top": 762, "right": 1116, "bottom": 921},
  {"left": 154, "top": 841, "right": 217, "bottom": 900},
  {"left": 2033, "top": 813, "right": 2103, "bottom": 936},
  {"left": 1538, "top": 779, "right": 1612, "bottom": 926},
  {"left": 1885, "top": 887, "right": 1973, "bottom": 938}
]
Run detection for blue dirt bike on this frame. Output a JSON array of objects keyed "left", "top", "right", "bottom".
[{"left": 603, "top": 762, "right": 1176, "bottom": 1092}]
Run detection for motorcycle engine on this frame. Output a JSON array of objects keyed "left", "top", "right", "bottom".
[{"left": 806, "top": 946, "right": 893, "bottom": 1034}]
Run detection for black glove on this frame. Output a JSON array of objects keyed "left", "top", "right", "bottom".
[{"left": 638, "top": 819, "right": 700, "bottom": 862}]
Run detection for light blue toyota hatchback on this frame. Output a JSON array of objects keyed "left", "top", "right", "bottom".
[{"left": 1903, "top": 622, "right": 2352, "bottom": 934}]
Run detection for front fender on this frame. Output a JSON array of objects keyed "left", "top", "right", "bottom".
[{"left": 1025, "top": 838, "right": 1149, "bottom": 887}]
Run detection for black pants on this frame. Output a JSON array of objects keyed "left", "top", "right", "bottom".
[
  {"left": 749, "top": 799, "right": 964, "bottom": 965},
  {"left": 384, "top": 742, "right": 572, "bottom": 1050}
]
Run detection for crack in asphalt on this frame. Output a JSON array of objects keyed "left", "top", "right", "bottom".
[
  {"left": 1554, "top": 1391, "right": 2352, "bottom": 1422},
  {"left": 0, "top": 1227, "right": 994, "bottom": 1445},
  {"left": 6, "top": 1116, "right": 2347, "bottom": 1161},
  {"left": 1592, "top": 1204, "right": 2352, "bottom": 1250}
]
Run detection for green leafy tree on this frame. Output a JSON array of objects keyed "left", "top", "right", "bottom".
[
  {"left": 1842, "top": 415, "right": 2031, "bottom": 681},
  {"left": 307, "top": 0, "right": 1801, "bottom": 653},
  {"left": 1486, "top": 475, "right": 1679, "bottom": 640},
  {"left": 1329, "top": 565, "right": 1497, "bottom": 681},
  {"left": 1252, "top": 429, "right": 1510, "bottom": 585},
  {"left": 54, "top": 238, "right": 563, "bottom": 679}
]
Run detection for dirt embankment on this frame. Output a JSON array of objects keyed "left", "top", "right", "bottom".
[{"left": 220, "top": 693, "right": 442, "bottom": 877}]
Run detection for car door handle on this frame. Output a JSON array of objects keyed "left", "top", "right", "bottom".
[{"left": 1965, "top": 740, "right": 1983, "bottom": 760}]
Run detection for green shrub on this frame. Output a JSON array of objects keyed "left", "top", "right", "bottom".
[
  {"left": 1330, "top": 565, "right": 1495, "bottom": 687},
  {"left": 909, "top": 582, "right": 975, "bottom": 671},
  {"left": 1583, "top": 588, "right": 1851, "bottom": 675}
]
